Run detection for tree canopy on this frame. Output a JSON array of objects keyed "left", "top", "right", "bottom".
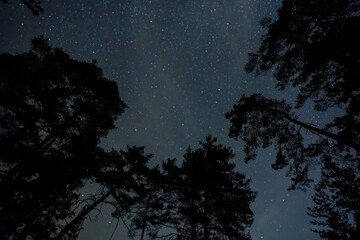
[
  {"left": 1, "top": 0, "right": 44, "bottom": 15},
  {"left": 161, "top": 135, "right": 256, "bottom": 240},
  {"left": 226, "top": 0, "right": 359, "bottom": 238},
  {"left": 245, "top": 0, "right": 360, "bottom": 112},
  {"left": 0, "top": 37, "right": 257, "bottom": 239},
  {"left": 0, "top": 36, "right": 129, "bottom": 239},
  {"left": 307, "top": 155, "right": 360, "bottom": 240}
]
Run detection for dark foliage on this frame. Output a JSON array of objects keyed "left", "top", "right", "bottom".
[
  {"left": 160, "top": 135, "right": 256, "bottom": 240},
  {"left": 245, "top": 0, "right": 360, "bottom": 111},
  {"left": 106, "top": 146, "right": 165, "bottom": 240},
  {"left": 1, "top": 0, "right": 44, "bottom": 15},
  {"left": 243, "top": 0, "right": 360, "bottom": 153},
  {"left": 226, "top": 93, "right": 312, "bottom": 190},
  {"left": 226, "top": 0, "right": 360, "bottom": 239},
  {"left": 308, "top": 155, "right": 360, "bottom": 239},
  {"left": 0, "top": 36, "right": 126, "bottom": 239},
  {"left": 225, "top": 93, "right": 359, "bottom": 190}
]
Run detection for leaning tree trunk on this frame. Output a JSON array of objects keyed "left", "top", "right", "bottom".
[{"left": 53, "top": 191, "right": 111, "bottom": 240}]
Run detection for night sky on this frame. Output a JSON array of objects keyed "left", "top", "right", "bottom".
[{"left": 1, "top": 0, "right": 332, "bottom": 239}]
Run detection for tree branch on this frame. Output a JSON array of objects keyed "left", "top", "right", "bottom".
[
  {"left": 53, "top": 191, "right": 111, "bottom": 240},
  {"left": 276, "top": 109, "right": 359, "bottom": 152}
]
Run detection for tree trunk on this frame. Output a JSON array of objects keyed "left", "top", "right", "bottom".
[
  {"left": 190, "top": 198, "right": 197, "bottom": 240},
  {"left": 53, "top": 191, "right": 111, "bottom": 240},
  {"left": 140, "top": 192, "right": 152, "bottom": 240},
  {"left": 203, "top": 189, "right": 209, "bottom": 240}
]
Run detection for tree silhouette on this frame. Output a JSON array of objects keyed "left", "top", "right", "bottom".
[
  {"left": 1, "top": 0, "right": 44, "bottom": 15},
  {"left": 104, "top": 146, "right": 165, "bottom": 240},
  {"left": 124, "top": 166, "right": 165, "bottom": 240},
  {"left": 0, "top": 36, "right": 128, "bottom": 239},
  {"left": 226, "top": 0, "right": 359, "bottom": 238},
  {"left": 245, "top": 0, "right": 360, "bottom": 113},
  {"left": 161, "top": 135, "right": 256, "bottom": 240},
  {"left": 307, "top": 155, "right": 360, "bottom": 240},
  {"left": 243, "top": 0, "right": 360, "bottom": 152}
]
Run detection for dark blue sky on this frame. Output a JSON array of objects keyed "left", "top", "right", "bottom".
[{"left": 1, "top": 1, "right": 326, "bottom": 239}]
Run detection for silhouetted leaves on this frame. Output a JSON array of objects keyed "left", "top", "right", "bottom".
[
  {"left": 227, "top": 0, "right": 360, "bottom": 238},
  {"left": 226, "top": 93, "right": 313, "bottom": 190},
  {"left": 245, "top": 0, "right": 360, "bottom": 111},
  {"left": 244, "top": 0, "right": 360, "bottom": 153},
  {"left": 107, "top": 146, "right": 165, "bottom": 240},
  {"left": 161, "top": 135, "right": 256, "bottom": 240},
  {"left": 1, "top": 0, "right": 44, "bottom": 15},
  {"left": 308, "top": 155, "right": 360, "bottom": 239},
  {"left": 0, "top": 36, "right": 126, "bottom": 240},
  {"left": 0, "top": 37, "right": 257, "bottom": 240}
]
